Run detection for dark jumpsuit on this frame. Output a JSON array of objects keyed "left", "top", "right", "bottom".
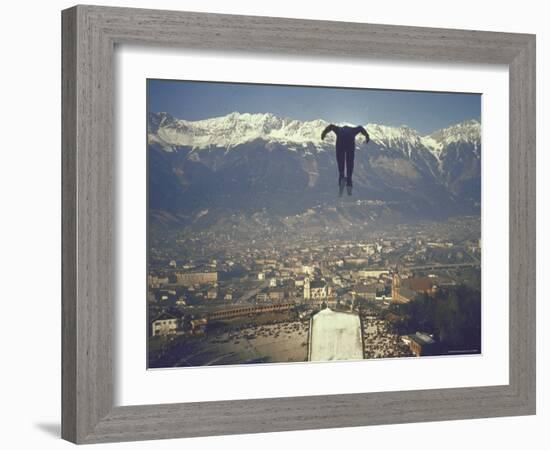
[{"left": 321, "top": 124, "right": 369, "bottom": 185}]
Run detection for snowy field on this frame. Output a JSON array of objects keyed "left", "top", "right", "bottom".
[{"left": 308, "top": 309, "right": 363, "bottom": 362}]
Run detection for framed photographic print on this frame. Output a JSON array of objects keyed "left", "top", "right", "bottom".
[{"left": 62, "top": 5, "right": 536, "bottom": 444}]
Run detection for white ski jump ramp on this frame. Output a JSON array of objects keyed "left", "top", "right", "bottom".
[{"left": 308, "top": 309, "right": 363, "bottom": 362}]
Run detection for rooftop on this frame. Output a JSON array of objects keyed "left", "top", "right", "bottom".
[
  {"left": 403, "top": 277, "right": 435, "bottom": 292},
  {"left": 410, "top": 332, "right": 436, "bottom": 345},
  {"left": 152, "top": 312, "right": 178, "bottom": 322}
]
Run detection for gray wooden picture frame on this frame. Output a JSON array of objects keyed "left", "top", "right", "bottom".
[{"left": 61, "top": 4, "right": 536, "bottom": 444}]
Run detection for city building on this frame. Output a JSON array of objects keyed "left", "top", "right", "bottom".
[
  {"left": 158, "top": 288, "right": 176, "bottom": 302},
  {"left": 256, "top": 292, "right": 268, "bottom": 302},
  {"left": 189, "top": 317, "right": 208, "bottom": 335},
  {"left": 307, "top": 279, "right": 329, "bottom": 300},
  {"left": 355, "top": 269, "right": 389, "bottom": 279},
  {"left": 268, "top": 288, "right": 286, "bottom": 301},
  {"left": 208, "top": 302, "right": 295, "bottom": 321},
  {"left": 391, "top": 269, "right": 419, "bottom": 303},
  {"left": 345, "top": 258, "right": 369, "bottom": 266},
  {"left": 391, "top": 267, "right": 437, "bottom": 303},
  {"left": 175, "top": 271, "right": 218, "bottom": 286},
  {"left": 148, "top": 275, "right": 169, "bottom": 289},
  {"left": 392, "top": 286, "right": 416, "bottom": 303},
  {"left": 375, "top": 291, "right": 391, "bottom": 301},
  {"left": 392, "top": 270, "right": 402, "bottom": 302},
  {"left": 352, "top": 284, "right": 377, "bottom": 301},
  {"left": 402, "top": 276, "right": 437, "bottom": 295},
  {"left": 403, "top": 332, "right": 438, "bottom": 356},
  {"left": 151, "top": 312, "right": 178, "bottom": 337}
]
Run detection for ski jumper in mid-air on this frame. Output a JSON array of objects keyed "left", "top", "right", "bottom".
[{"left": 321, "top": 124, "right": 370, "bottom": 195}]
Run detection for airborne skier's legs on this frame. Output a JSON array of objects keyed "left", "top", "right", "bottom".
[
  {"left": 336, "top": 147, "right": 346, "bottom": 186},
  {"left": 345, "top": 148, "right": 355, "bottom": 186}
]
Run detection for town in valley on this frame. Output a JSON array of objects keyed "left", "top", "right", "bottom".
[{"left": 148, "top": 215, "right": 481, "bottom": 368}]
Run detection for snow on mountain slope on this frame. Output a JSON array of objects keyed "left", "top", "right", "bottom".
[
  {"left": 422, "top": 119, "right": 481, "bottom": 159},
  {"left": 365, "top": 123, "right": 433, "bottom": 160},
  {"left": 149, "top": 112, "right": 331, "bottom": 149},
  {"left": 148, "top": 111, "right": 481, "bottom": 162}
]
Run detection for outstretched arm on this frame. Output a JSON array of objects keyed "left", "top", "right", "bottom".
[
  {"left": 357, "top": 126, "right": 370, "bottom": 144},
  {"left": 321, "top": 124, "right": 337, "bottom": 140}
]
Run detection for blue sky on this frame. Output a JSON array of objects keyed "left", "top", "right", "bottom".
[{"left": 147, "top": 79, "right": 481, "bottom": 135}]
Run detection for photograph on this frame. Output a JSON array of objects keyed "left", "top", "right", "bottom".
[
  {"left": 146, "top": 79, "right": 482, "bottom": 368},
  {"left": 1, "top": 0, "right": 542, "bottom": 447}
]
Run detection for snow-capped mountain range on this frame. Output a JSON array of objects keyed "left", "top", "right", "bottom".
[
  {"left": 148, "top": 111, "right": 480, "bottom": 158},
  {"left": 149, "top": 112, "right": 329, "bottom": 150},
  {"left": 147, "top": 111, "right": 481, "bottom": 229}
]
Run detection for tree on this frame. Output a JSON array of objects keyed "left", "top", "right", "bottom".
[{"left": 393, "top": 284, "right": 481, "bottom": 353}]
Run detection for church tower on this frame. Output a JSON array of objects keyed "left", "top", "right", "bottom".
[
  {"left": 304, "top": 276, "right": 311, "bottom": 300},
  {"left": 391, "top": 265, "right": 401, "bottom": 301}
]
